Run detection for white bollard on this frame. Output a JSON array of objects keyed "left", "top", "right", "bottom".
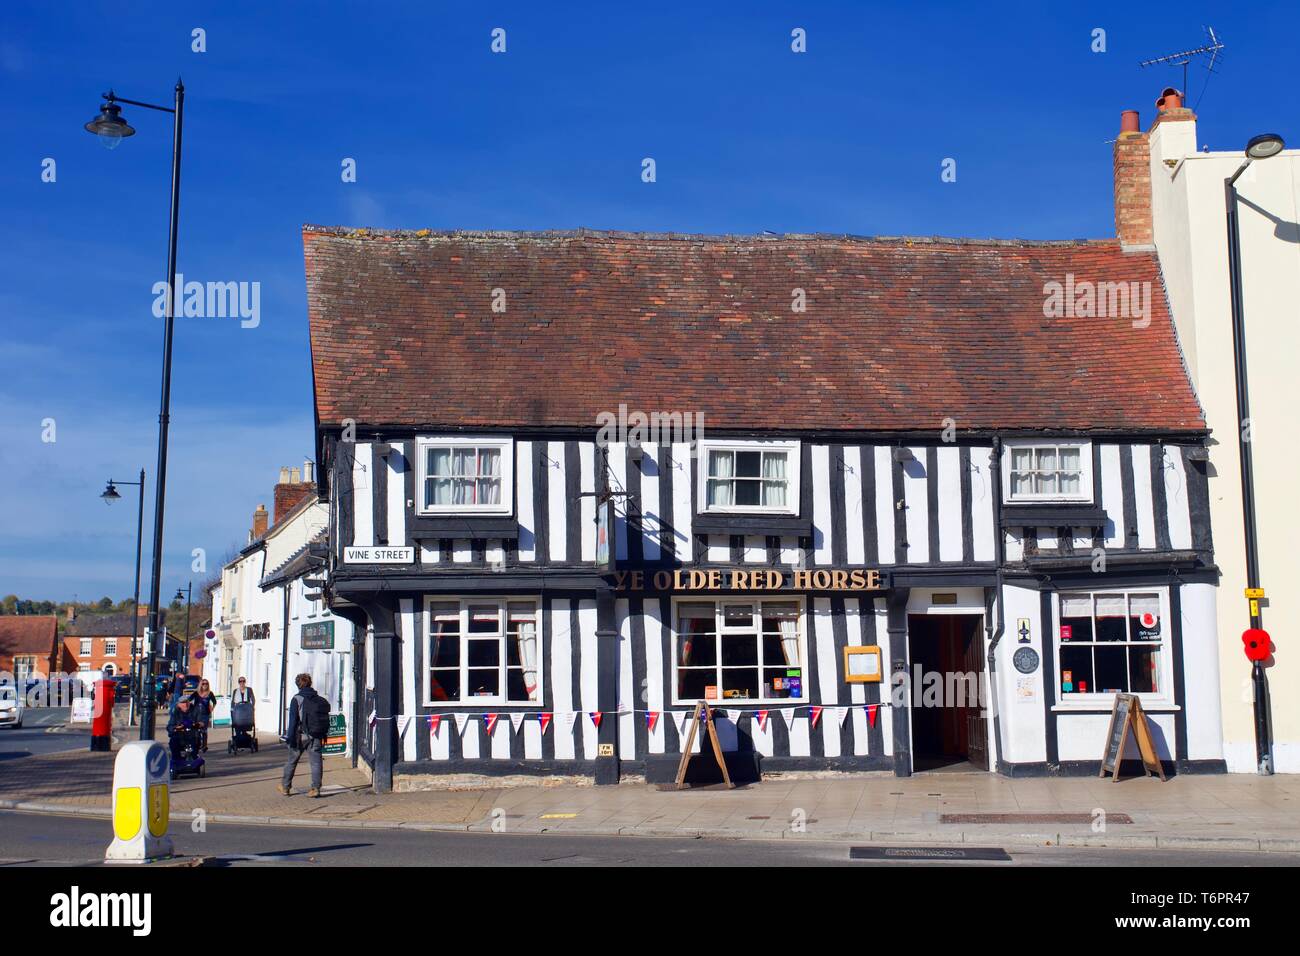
[{"left": 105, "top": 740, "right": 174, "bottom": 863}]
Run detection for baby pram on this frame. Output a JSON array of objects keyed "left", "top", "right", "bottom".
[
  {"left": 227, "top": 699, "right": 258, "bottom": 754},
  {"left": 166, "top": 707, "right": 206, "bottom": 779}
]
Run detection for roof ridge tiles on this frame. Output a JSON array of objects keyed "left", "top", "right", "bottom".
[{"left": 302, "top": 224, "right": 1117, "bottom": 248}]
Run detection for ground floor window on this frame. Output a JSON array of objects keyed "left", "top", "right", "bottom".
[
  {"left": 425, "top": 597, "right": 539, "bottom": 705},
  {"left": 673, "top": 598, "right": 805, "bottom": 704},
  {"left": 1057, "top": 591, "right": 1165, "bottom": 697}
]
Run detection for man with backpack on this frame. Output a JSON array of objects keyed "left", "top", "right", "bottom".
[{"left": 278, "top": 673, "right": 330, "bottom": 798}]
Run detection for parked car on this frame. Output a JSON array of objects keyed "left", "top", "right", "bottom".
[
  {"left": 109, "top": 674, "right": 135, "bottom": 698},
  {"left": 0, "top": 686, "right": 24, "bottom": 728}
]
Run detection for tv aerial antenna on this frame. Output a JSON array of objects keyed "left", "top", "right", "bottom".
[{"left": 1139, "top": 26, "right": 1225, "bottom": 110}]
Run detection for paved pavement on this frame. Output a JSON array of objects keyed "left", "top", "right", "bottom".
[{"left": 2, "top": 718, "right": 1299, "bottom": 853}]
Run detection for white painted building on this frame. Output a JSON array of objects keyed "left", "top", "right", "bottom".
[
  {"left": 1116, "top": 95, "right": 1300, "bottom": 772},
  {"left": 206, "top": 468, "right": 355, "bottom": 753}
]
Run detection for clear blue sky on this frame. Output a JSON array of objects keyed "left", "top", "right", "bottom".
[{"left": 2, "top": 1, "right": 1297, "bottom": 602}]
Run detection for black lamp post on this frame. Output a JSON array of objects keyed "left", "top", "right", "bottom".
[
  {"left": 174, "top": 584, "right": 192, "bottom": 673},
  {"left": 101, "top": 471, "right": 145, "bottom": 725},
  {"left": 86, "top": 80, "right": 185, "bottom": 741},
  {"left": 1224, "top": 131, "right": 1286, "bottom": 776}
]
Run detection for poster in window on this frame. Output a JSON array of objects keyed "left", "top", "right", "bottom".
[{"left": 1136, "top": 611, "right": 1160, "bottom": 640}]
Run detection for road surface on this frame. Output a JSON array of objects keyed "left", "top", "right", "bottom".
[
  {"left": 0, "top": 708, "right": 88, "bottom": 759},
  {"left": 1, "top": 809, "right": 1297, "bottom": 867}
]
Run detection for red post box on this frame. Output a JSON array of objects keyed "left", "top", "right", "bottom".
[{"left": 90, "top": 677, "right": 115, "bottom": 752}]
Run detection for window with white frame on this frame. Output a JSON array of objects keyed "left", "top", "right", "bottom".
[
  {"left": 1057, "top": 591, "right": 1166, "bottom": 697},
  {"left": 425, "top": 598, "right": 539, "bottom": 705},
  {"left": 674, "top": 599, "right": 805, "bottom": 703},
  {"left": 417, "top": 437, "right": 513, "bottom": 514},
  {"left": 104, "top": 639, "right": 117, "bottom": 656},
  {"left": 698, "top": 441, "right": 799, "bottom": 514},
  {"left": 1003, "top": 441, "right": 1092, "bottom": 502},
  {"left": 79, "top": 639, "right": 91, "bottom": 657}
]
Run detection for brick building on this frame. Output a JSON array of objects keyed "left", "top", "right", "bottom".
[
  {"left": 0, "top": 615, "right": 63, "bottom": 683},
  {"left": 62, "top": 607, "right": 144, "bottom": 677}
]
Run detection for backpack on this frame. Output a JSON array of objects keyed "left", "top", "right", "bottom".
[{"left": 299, "top": 692, "right": 331, "bottom": 739}]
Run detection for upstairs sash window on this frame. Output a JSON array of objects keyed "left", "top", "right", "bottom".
[
  {"left": 1003, "top": 441, "right": 1092, "bottom": 503},
  {"left": 699, "top": 441, "right": 799, "bottom": 514},
  {"left": 416, "top": 438, "right": 513, "bottom": 515}
]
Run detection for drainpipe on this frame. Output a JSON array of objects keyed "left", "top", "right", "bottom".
[
  {"left": 279, "top": 582, "right": 291, "bottom": 736},
  {"left": 985, "top": 437, "right": 1006, "bottom": 772}
]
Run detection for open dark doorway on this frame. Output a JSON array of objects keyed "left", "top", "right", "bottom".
[{"left": 906, "top": 614, "right": 988, "bottom": 772}]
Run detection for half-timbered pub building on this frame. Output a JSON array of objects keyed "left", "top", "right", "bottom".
[{"left": 304, "top": 226, "right": 1225, "bottom": 792}]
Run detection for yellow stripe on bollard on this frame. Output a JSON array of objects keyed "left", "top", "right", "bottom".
[
  {"left": 114, "top": 787, "right": 142, "bottom": 841},
  {"left": 147, "top": 784, "right": 169, "bottom": 837}
]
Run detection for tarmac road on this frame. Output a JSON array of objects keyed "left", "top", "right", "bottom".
[
  {"left": 2, "top": 809, "right": 1298, "bottom": 867},
  {"left": 0, "top": 708, "right": 88, "bottom": 760}
]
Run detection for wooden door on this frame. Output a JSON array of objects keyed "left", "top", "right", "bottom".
[{"left": 962, "top": 619, "right": 989, "bottom": 770}]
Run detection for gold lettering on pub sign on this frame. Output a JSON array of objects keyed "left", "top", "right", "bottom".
[{"left": 612, "top": 568, "right": 884, "bottom": 593}]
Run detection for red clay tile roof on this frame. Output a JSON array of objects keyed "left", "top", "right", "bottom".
[
  {"left": 0, "top": 615, "right": 59, "bottom": 656},
  {"left": 303, "top": 228, "right": 1204, "bottom": 434}
]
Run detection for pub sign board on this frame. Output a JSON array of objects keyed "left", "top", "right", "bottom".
[
  {"left": 301, "top": 620, "right": 335, "bottom": 650},
  {"left": 595, "top": 497, "right": 614, "bottom": 574},
  {"left": 613, "top": 567, "right": 888, "bottom": 595}
]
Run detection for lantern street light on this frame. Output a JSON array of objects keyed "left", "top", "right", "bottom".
[
  {"left": 101, "top": 471, "right": 146, "bottom": 725},
  {"left": 85, "top": 79, "right": 186, "bottom": 741}
]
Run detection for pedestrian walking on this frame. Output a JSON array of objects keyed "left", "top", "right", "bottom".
[
  {"left": 193, "top": 678, "right": 217, "bottom": 751},
  {"left": 278, "top": 673, "right": 330, "bottom": 798},
  {"left": 231, "top": 676, "right": 255, "bottom": 707}
]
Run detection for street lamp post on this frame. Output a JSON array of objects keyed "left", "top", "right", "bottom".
[
  {"left": 100, "top": 472, "right": 145, "bottom": 724},
  {"left": 174, "top": 583, "right": 192, "bottom": 673},
  {"left": 86, "top": 80, "right": 185, "bottom": 741},
  {"left": 1224, "top": 131, "right": 1286, "bottom": 777}
]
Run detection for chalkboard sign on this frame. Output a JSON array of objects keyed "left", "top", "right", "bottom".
[
  {"left": 1099, "top": 693, "right": 1167, "bottom": 782},
  {"left": 674, "top": 700, "right": 734, "bottom": 790}
]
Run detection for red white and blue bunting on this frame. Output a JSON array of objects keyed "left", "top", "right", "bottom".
[{"left": 410, "top": 702, "right": 889, "bottom": 738}]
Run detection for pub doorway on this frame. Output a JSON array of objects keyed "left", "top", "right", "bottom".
[{"left": 906, "top": 614, "right": 988, "bottom": 772}]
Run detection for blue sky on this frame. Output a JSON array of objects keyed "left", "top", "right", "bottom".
[{"left": 2, "top": 1, "right": 1297, "bottom": 601}]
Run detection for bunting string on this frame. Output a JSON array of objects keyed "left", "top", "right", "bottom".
[{"left": 417, "top": 702, "right": 891, "bottom": 735}]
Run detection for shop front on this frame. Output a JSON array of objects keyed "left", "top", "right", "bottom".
[{"left": 303, "top": 226, "right": 1226, "bottom": 791}]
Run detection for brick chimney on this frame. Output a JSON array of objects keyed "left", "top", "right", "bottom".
[
  {"left": 66, "top": 605, "right": 75, "bottom": 623},
  {"left": 252, "top": 503, "right": 269, "bottom": 539},
  {"left": 1113, "top": 109, "right": 1153, "bottom": 248},
  {"left": 137, "top": 603, "right": 148, "bottom": 618},
  {"left": 273, "top": 461, "right": 316, "bottom": 526}
]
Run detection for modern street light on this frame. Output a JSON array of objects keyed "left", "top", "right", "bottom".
[
  {"left": 101, "top": 471, "right": 145, "bottom": 725},
  {"left": 174, "top": 583, "right": 192, "bottom": 674},
  {"left": 1224, "top": 131, "right": 1286, "bottom": 776},
  {"left": 86, "top": 79, "right": 186, "bottom": 741}
]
